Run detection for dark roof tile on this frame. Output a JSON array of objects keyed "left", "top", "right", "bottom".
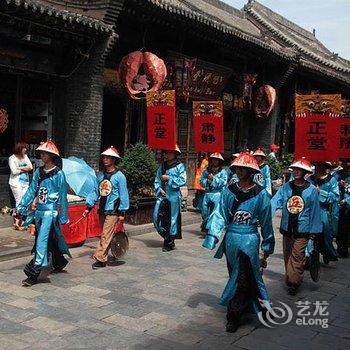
[{"left": 3, "top": 0, "right": 114, "bottom": 33}]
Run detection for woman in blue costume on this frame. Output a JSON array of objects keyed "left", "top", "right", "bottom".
[
  {"left": 200, "top": 153, "right": 227, "bottom": 232},
  {"left": 309, "top": 162, "right": 339, "bottom": 264},
  {"left": 84, "top": 146, "right": 129, "bottom": 269},
  {"left": 17, "top": 140, "right": 70, "bottom": 287},
  {"left": 203, "top": 152, "right": 275, "bottom": 333},
  {"left": 253, "top": 148, "right": 272, "bottom": 196},
  {"left": 271, "top": 158, "right": 322, "bottom": 295},
  {"left": 336, "top": 159, "right": 350, "bottom": 258},
  {"left": 153, "top": 145, "right": 187, "bottom": 252}
]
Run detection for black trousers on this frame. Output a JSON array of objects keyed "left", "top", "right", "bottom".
[
  {"left": 24, "top": 230, "right": 68, "bottom": 281},
  {"left": 227, "top": 252, "right": 261, "bottom": 322},
  {"left": 337, "top": 206, "right": 350, "bottom": 257}
]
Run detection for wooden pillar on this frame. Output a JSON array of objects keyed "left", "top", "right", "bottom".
[
  {"left": 185, "top": 110, "right": 191, "bottom": 170},
  {"left": 124, "top": 100, "right": 131, "bottom": 151},
  {"left": 14, "top": 75, "right": 23, "bottom": 142}
]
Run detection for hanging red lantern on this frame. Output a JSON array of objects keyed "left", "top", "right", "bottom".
[
  {"left": 0, "top": 109, "right": 9, "bottom": 134},
  {"left": 253, "top": 85, "right": 276, "bottom": 118},
  {"left": 118, "top": 51, "right": 167, "bottom": 100}
]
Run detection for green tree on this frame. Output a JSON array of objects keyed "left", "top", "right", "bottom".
[{"left": 119, "top": 143, "right": 158, "bottom": 200}]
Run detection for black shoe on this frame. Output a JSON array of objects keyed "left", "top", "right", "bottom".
[
  {"left": 22, "top": 277, "right": 37, "bottom": 287},
  {"left": 162, "top": 245, "right": 175, "bottom": 252},
  {"left": 92, "top": 261, "right": 106, "bottom": 270},
  {"left": 163, "top": 239, "right": 175, "bottom": 252},
  {"left": 226, "top": 320, "right": 240, "bottom": 333},
  {"left": 323, "top": 255, "right": 330, "bottom": 265},
  {"left": 288, "top": 285, "right": 298, "bottom": 296}
]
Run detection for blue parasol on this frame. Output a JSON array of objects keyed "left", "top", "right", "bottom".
[{"left": 62, "top": 157, "right": 97, "bottom": 198}]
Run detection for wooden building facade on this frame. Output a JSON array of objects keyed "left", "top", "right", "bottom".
[{"left": 1, "top": 0, "right": 350, "bottom": 204}]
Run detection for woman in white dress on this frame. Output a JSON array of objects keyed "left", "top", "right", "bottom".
[{"left": 8, "top": 141, "right": 33, "bottom": 229}]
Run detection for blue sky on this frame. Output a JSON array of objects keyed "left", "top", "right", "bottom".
[{"left": 223, "top": 0, "right": 350, "bottom": 59}]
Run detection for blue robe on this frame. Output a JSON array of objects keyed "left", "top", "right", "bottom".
[
  {"left": 86, "top": 169, "right": 129, "bottom": 215},
  {"left": 343, "top": 176, "right": 350, "bottom": 208},
  {"left": 271, "top": 181, "right": 322, "bottom": 235},
  {"left": 336, "top": 172, "right": 350, "bottom": 257},
  {"left": 203, "top": 183, "right": 275, "bottom": 312},
  {"left": 254, "top": 164, "right": 272, "bottom": 196},
  {"left": 200, "top": 167, "right": 228, "bottom": 227},
  {"left": 17, "top": 167, "right": 71, "bottom": 270},
  {"left": 226, "top": 167, "right": 238, "bottom": 186},
  {"left": 153, "top": 162, "right": 187, "bottom": 239},
  {"left": 310, "top": 175, "right": 339, "bottom": 261}
]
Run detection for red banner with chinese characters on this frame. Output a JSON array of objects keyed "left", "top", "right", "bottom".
[
  {"left": 193, "top": 115, "right": 224, "bottom": 153},
  {"left": 295, "top": 113, "right": 340, "bottom": 161},
  {"left": 192, "top": 101, "right": 224, "bottom": 153},
  {"left": 146, "top": 90, "right": 176, "bottom": 150},
  {"left": 337, "top": 117, "right": 350, "bottom": 159}
]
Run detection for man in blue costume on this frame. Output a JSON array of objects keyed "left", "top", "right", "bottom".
[
  {"left": 309, "top": 162, "right": 339, "bottom": 264},
  {"left": 271, "top": 158, "right": 322, "bottom": 295},
  {"left": 153, "top": 145, "right": 187, "bottom": 252},
  {"left": 17, "top": 140, "right": 70, "bottom": 287},
  {"left": 253, "top": 148, "right": 272, "bottom": 196},
  {"left": 203, "top": 152, "right": 275, "bottom": 333},
  {"left": 85, "top": 146, "right": 129, "bottom": 269},
  {"left": 336, "top": 159, "right": 350, "bottom": 258},
  {"left": 200, "top": 153, "right": 228, "bottom": 232}
]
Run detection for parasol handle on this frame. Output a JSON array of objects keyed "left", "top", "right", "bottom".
[{"left": 69, "top": 215, "right": 86, "bottom": 228}]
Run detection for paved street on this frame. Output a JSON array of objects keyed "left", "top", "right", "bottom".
[{"left": 0, "top": 218, "right": 349, "bottom": 350}]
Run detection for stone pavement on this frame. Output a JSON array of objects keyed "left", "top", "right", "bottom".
[
  {"left": 0, "top": 218, "right": 349, "bottom": 350},
  {"left": 0, "top": 211, "right": 201, "bottom": 261}
]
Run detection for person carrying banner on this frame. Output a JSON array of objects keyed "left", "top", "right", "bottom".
[
  {"left": 193, "top": 152, "right": 208, "bottom": 213},
  {"left": 153, "top": 145, "right": 187, "bottom": 252},
  {"left": 200, "top": 153, "right": 228, "bottom": 232},
  {"left": 17, "top": 140, "right": 71, "bottom": 286},
  {"left": 309, "top": 162, "right": 339, "bottom": 264},
  {"left": 84, "top": 146, "right": 129, "bottom": 269},
  {"left": 227, "top": 153, "right": 240, "bottom": 185},
  {"left": 202, "top": 152, "right": 275, "bottom": 333},
  {"left": 336, "top": 159, "right": 350, "bottom": 258},
  {"left": 271, "top": 158, "right": 322, "bottom": 295},
  {"left": 253, "top": 148, "right": 272, "bottom": 196}
]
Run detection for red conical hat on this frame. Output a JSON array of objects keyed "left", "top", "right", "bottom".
[
  {"left": 210, "top": 153, "right": 224, "bottom": 161},
  {"left": 290, "top": 157, "right": 313, "bottom": 173},
  {"left": 164, "top": 144, "right": 181, "bottom": 154},
  {"left": 101, "top": 146, "right": 121, "bottom": 158},
  {"left": 230, "top": 152, "right": 241, "bottom": 166},
  {"left": 36, "top": 139, "right": 60, "bottom": 156},
  {"left": 253, "top": 147, "right": 266, "bottom": 158},
  {"left": 174, "top": 144, "right": 181, "bottom": 154},
  {"left": 231, "top": 152, "right": 260, "bottom": 172}
]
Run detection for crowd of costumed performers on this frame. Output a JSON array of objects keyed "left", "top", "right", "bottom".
[
  {"left": 13, "top": 139, "right": 350, "bottom": 333},
  {"left": 198, "top": 149, "right": 349, "bottom": 332}
]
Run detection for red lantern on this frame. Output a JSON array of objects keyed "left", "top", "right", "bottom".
[
  {"left": 118, "top": 51, "right": 167, "bottom": 100},
  {"left": 253, "top": 85, "right": 276, "bottom": 118}
]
